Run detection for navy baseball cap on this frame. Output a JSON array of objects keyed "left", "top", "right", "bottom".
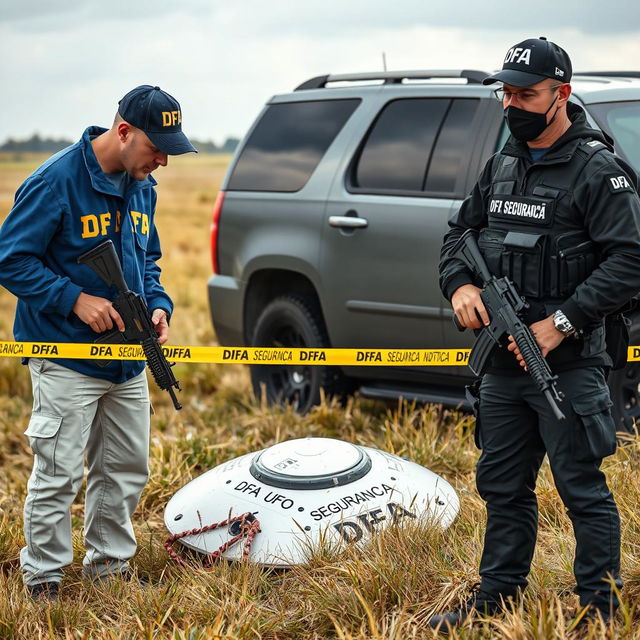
[
  {"left": 483, "top": 37, "right": 572, "bottom": 87},
  {"left": 118, "top": 85, "right": 197, "bottom": 155}
]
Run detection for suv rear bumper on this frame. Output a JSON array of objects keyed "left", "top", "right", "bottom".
[{"left": 208, "top": 274, "right": 244, "bottom": 346}]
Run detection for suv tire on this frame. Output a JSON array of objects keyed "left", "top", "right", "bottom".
[
  {"left": 250, "top": 296, "right": 343, "bottom": 413},
  {"left": 608, "top": 320, "right": 640, "bottom": 432}
]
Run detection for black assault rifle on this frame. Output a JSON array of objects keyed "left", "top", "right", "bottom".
[
  {"left": 450, "top": 229, "right": 565, "bottom": 421},
  {"left": 78, "top": 240, "right": 182, "bottom": 410}
]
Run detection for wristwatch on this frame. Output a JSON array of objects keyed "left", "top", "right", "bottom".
[{"left": 552, "top": 309, "right": 577, "bottom": 337}]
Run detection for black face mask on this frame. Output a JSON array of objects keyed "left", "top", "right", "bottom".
[{"left": 504, "top": 94, "right": 559, "bottom": 142}]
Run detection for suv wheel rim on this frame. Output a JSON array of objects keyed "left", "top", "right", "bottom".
[
  {"left": 267, "top": 366, "right": 311, "bottom": 411},
  {"left": 265, "top": 326, "right": 312, "bottom": 411}
]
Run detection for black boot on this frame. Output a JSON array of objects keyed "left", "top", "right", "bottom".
[
  {"left": 27, "top": 581, "right": 60, "bottom": 602},
  {"left": 427, "top": 583, "right": 505, "bottom": 632},
  {"left": 570, "top": 604, "right": 613, "bottom": 635}
]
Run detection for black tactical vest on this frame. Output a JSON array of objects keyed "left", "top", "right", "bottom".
[{"left": 478, "top": 140, "right": 606, "bottom": 302}]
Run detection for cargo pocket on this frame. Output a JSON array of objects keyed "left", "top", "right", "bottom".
[
  {"left": 558, "top": 243, "right": 597, "bottom": 297},
  {"left": 478, "top": 228, "right": 506, "bottom": 279},
  {"left": 553, "top": 231, "right": 598, "bottom": 297},
  {"left": 134, "top": 228, "right": 149, "bottom": 252},
  {"left": 502, "top": 231, "right": 545, "bottom": 297},
  {"left": 24, "top": 413, "right": 63, "bottom": 476},
  {"left": 571, "top": 389, "right": 616, "bottom": 462}
]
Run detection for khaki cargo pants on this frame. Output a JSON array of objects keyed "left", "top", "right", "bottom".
[{"left": 21, "top": 358, "right": 150, "bottom": 586}]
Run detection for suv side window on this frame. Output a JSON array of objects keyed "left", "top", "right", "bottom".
[
  {"left": 425, "top": 100, "right": 482, "bottom": 193},
  {"left": 350, "top": 98, "right": 480, "bottom": 196},
  {"left": 227, "top": 99, "right": 360, "bottom": 192},
  {"left": 495, "top": 121, "right": 510, "bottom": 152}
]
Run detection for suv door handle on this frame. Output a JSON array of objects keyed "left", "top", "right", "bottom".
[{"left": 328, "top": 215, "right": 368, "bottom": 229}]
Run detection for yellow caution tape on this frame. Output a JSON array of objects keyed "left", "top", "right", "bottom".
[
  {"left": 1, "top": 341, "right": 639, "bottom": 365},
  {"left": 0, "top": 341, "right": 471, "bottom": 365}
]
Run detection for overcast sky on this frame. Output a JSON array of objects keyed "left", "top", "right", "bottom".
[{"left": 1, "top": 0, "right": 639, "bottom": 144}]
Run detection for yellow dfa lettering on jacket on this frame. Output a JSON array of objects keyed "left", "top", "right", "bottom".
[
  {"left": 161, "top": 110, "right": 182, "bottom": 127},
  {"left": 99, "top": 213, "right": 110, "bottom": 236},
  {"left": 130, "top": 211, "right": 149, "bottom": 236},
  {"left": 81, "top": 212, "right": 119, "bottom": 239},
  {"left": 81, "top": 214, "right": 102, "bottom": 238}
]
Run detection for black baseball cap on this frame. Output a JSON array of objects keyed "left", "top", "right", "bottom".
[
  {"left": 118, "top": 85, "right": 197, "bottom": 155},
  {"left": 483, "top": 37, "right": 572, "bottom": 87}
]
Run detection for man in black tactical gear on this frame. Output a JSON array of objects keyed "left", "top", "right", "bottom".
[{"left": 431, "top": 37, "right": 640, "bottom": 632}]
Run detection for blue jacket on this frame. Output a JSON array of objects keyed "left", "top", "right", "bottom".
[{"left": 0, "top": 126, "right": 173, "bottom": 382}]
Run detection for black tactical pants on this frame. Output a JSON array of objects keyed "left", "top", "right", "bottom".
[{"left": 475, "top": 366, "right": 621, "bottom": 612}]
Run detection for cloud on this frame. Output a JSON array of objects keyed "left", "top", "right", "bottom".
[
  {"left": 0, "top": 0, "right": 212, "bottom": 31},
  {"left": 3, "top": 0, "right": 638, "bottom": 34},
  {"left": 1, "top": 2, "right": 639, "bottom": 143},
  {"left": 232, "top": 0, "right": 640, "bottom": 36}
]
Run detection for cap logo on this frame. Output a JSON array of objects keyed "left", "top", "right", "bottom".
[
  {"left": 162, "top": 110, "right": 182, "bottom": 127},
  {"left": 504, "top": 47, "right": 531, "bottom": 66},
  {"left": 555, "top": 67, "right": 565, "bottom": 77}
]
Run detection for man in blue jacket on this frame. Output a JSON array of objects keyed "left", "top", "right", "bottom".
[{"left": 0, "top": 85, "right": 196, "bottom": 599}]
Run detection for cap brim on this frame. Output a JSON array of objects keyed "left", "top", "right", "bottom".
[
  {"left": 482, "top": 69, "right": 549, "bottom": 87},
  {"left": 147, "top": 130, "right": 198, "bottom": 155}
]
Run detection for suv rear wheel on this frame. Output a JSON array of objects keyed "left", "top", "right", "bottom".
[{"left": 250, "top": 296, "right": 345, "bottom": 413}]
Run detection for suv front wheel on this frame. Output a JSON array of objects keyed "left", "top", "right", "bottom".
[{"left": 250, "top": 296, "right": 342, "bottom": 413}]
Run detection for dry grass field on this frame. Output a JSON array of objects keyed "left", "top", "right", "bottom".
[{"left": 0, "top": 152, "right": 639, "bottom": 639}]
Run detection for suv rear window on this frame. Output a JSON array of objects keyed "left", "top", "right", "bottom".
[
  {"left": 588, "top": 101, "right": 640, "bottom": 173},
  {"left": 227, "top": 99, "right": 360, "bottom": 192},
  {"left": 351, "top": 98, "right": 480, "bottom": 196}
]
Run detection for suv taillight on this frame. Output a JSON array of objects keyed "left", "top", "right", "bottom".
[{"left": 210, "top": 190, "right": 225, "bottom": 274}]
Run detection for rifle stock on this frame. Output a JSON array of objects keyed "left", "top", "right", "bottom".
[{"left": 77, "top": 241, "right": 128, "bottom": 292}]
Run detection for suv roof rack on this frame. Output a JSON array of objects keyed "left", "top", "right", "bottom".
[
  {"left": 575, "top": 71, "right": 640, "bottom": 79},
  {"left": 295, "top": 70, "right": 489, "bottom": 91}
]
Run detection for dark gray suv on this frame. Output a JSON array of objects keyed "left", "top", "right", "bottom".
[{"left": 208, "top": 69, "right": 640, "bottom": 426}]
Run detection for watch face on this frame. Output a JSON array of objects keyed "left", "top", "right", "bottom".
[
  {"left": 553, "top": 311, "right": 568, "bottom": 333},
  {"left": 553, "top": 311, "right": 571, "bottom": 334}
]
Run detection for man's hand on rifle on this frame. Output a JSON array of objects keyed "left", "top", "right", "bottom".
[
  {"left": 73, "top": 292, "right": 125, "bottom": 333},
  {"left": 151, "top": 308, "right": 169, "bottom": 345},
  {"left": 508, "top": 315, "right": 565, "bottom": 368},
  {"left": 451, "top": 284, "right": 490, "bottom": 330}
]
